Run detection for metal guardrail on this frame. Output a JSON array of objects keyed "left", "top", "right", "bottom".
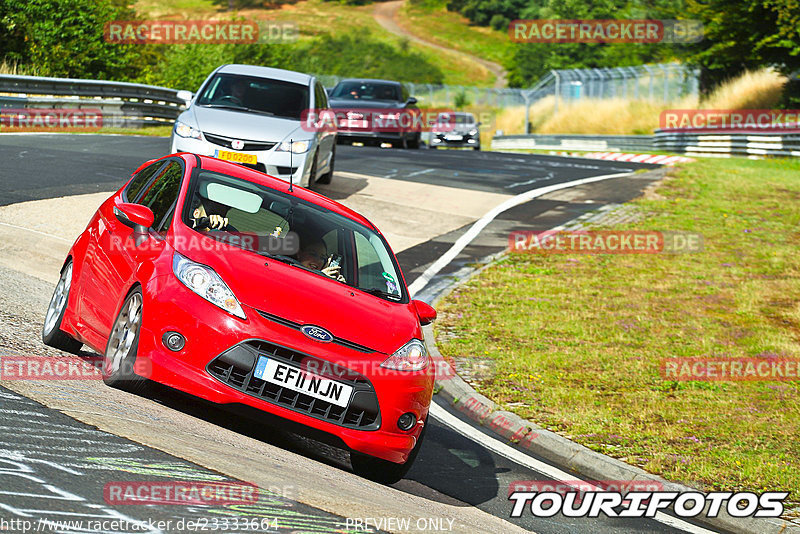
[
  {"left": 654, "top": 130, "right": 800, "bottom": 157},
  {"left": 0, "top": 74, "right": 186, "bottom": 128},
  {"left": 492, "top": 133, "right": 655, "bottom": 152},
  {"left": 493, "top": 131, "right": 800, "bottom": 158}
]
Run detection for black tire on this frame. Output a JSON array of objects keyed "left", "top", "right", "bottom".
[
  {"left": 102, "top": 288, "right": 144, "bottom": 388},
  {"left": 42, "top": 260, "right": 83, "bottom": 353},
  {"left": 393, "top": 136, "right": 408, "bottom": 150},
  {"left": 350, "top": 417, "right": 428, "bottom": 484},
  {"left": 408, "top": 133, "right": 421, "bottom": 149},
  {"left": 473, "top": 145, "right": 481, "bottom": 151},
  {"left": 316, "top": 145, "right": 335, "bottom": 185}
]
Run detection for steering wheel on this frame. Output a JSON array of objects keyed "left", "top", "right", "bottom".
[
  {"left": 216, "top": 95, "right": 242, "bottom": 105},
  {"left": 194, "top": 217, "right": 238, "bottom": 233}
]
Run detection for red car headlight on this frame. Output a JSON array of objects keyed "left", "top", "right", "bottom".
[
  {"left": 381, "top": 339, "right": 428, "bottom": 372},
  {"left": 173, "top": 252, "right": 246, "bottom": 320}
]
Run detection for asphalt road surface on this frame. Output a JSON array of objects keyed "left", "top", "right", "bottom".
[{"left": 0, "top": 134, "right": 722, "bottom": 533}]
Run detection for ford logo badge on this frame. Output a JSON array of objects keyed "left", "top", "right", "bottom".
[{"left": 301, "top": 325, "right": 333, "bottom": 343}]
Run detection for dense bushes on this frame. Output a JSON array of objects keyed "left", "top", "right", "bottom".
[{"left": 0, "top": 0, "right": 145, "bottom": 80}]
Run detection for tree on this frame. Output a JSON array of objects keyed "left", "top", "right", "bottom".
[
  {"left": 683, "top": 0, "right": 800, "bottom": 91},
  {"left": 0, "top": 0, "right": 144, "bottom": 80}
]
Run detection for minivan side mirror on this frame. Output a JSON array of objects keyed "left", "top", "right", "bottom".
[
  {"left": 412, "top": 299, "right": 437, "bottom": 326},
  {"left": 176, "top": 90, "right": 193, "bottom": 106}
]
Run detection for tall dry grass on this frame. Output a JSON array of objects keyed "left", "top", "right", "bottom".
[
  {"left": 0, "top": 61, "right": 38, "bottom": 76},
  {"left": 495, "top": 96, "right": 556, "bottom": 135},
  {"left": 497, "top": 68, "right": 789, "bottom": 135},
  {"left": 700, "top": 68, "right": 786, "bottom": 110},
  {"left": 537, "top": 97, "right": 695, "bottom": 135}
]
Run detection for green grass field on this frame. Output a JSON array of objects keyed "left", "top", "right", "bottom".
[
  {"left": 132, "top": 0, "right": 495, "bottom": 86},
  {"left": 398, "top": 0, "right": 511, "bottom": 66},
  {"left": 435, "top": 157, "right": 800, "bottom": 511}
]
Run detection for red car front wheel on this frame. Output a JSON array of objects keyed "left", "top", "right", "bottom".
[{"left": 103, "top": 288, "right": 144, "bottom": 388}]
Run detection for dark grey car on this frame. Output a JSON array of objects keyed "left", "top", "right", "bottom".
[
  {"left": 430, "top": 112, "right": 480, "bottom": 150},
  {"left": 328, "top": 79, "right": 421, "bottom": 149}
]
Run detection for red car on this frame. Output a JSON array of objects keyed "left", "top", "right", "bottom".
[{"left": 42, "top": 153, "right": 437, "bottom": 483}]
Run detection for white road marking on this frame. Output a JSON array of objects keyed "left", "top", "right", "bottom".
[
  {"left": 406, "top": 168, "right": 436, "bottom": 178},
  {"left": 408, "top": 171, "right": 633, "bottom": 296},
  {"left": 429, "top": 404, "right": 718, "bottom": 534},
  {"left": 0, "top": 221, "right": 72, "bottom": 242}
]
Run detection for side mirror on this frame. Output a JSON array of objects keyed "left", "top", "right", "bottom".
[
  {"left": 176, "top": 90, "right": 193, "bottom": 106},
  {"left": 406, "top": 97, "right": 418, "bottom": 106},
  {"left": 114, "top": 203, "right": 154, "bottom": 233},
  {"left": 412, "top": 299, "right": 437, "bottom": 326}
]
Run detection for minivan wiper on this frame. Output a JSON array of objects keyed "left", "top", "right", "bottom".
[
  {"left": 199, "top": 104, "right": 275, "bottom": 116},
  {"left": 199, "top": 103, "right": 247, "bottom": 111},
  {"left": 362, "top": 288, "right": 402, "bottom": 301},
  {"left": 242, "top": 108, "right": 275, "bottom": 116}
]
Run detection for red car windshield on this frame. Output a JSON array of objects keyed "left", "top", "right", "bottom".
[{"left": 182, "top": 170, "right": 405, "bottom": 301}]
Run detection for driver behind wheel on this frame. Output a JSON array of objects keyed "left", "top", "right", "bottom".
[
  {"left": 190, "top": 197, "right": 230, "bottom": 230},
  {"left": 215, "top": 77, "right": 248, "bottom": 106}
]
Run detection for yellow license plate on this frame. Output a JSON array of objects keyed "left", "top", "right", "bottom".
[{"left": 215, "top": 149, "right": 257, "bottom": 165}]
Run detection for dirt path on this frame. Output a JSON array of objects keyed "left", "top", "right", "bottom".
[{"left": 373, "top": 0, "right": 507, "bottom": 88}]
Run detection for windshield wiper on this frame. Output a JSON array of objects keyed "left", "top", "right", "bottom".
[
  {"left": 200, "top": 104, "right": 276, "bottom": 116},
  {"left": 199, "top": 104, "right": 247, "bottom": 111},
  {"left": 242, "top": 107, "right": 275, "bottom": 116},
  {"left": 362, "top": 288, "right": 402, "bottom": 301}
]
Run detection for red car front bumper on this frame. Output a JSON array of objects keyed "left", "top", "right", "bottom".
[{"left": 135, "top": 273, "right": 433, "bottom": 464}]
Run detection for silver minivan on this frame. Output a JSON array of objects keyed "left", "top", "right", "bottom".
[{"left": 171, "top": 64, "right": 336, "bottom": 189}]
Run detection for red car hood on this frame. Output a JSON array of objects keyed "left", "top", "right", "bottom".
[{"left": 170, "top": 232, "right": 418, "bottom": 356}]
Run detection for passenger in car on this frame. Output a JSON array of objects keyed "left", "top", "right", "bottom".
[{"left": 296, "top": 239, "right": 345, "bottom": 282}]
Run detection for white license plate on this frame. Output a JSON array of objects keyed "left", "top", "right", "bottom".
[
  {"left": 253, "top": 357, "right": 353, "bottom": 408},
  {"left": 445, "top": 135, "right": 463, "bottom": 141},
  {"left": 344, "top": 119, "right": 368, "bottom": 128}
]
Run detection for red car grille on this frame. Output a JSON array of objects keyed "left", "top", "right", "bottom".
[{"left": 206, "top": 340, "right": 381, "bottom": 430}]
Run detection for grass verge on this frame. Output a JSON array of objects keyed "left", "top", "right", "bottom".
[{"left": 435, "top": 157, "right": 800, "bottom": 512}]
